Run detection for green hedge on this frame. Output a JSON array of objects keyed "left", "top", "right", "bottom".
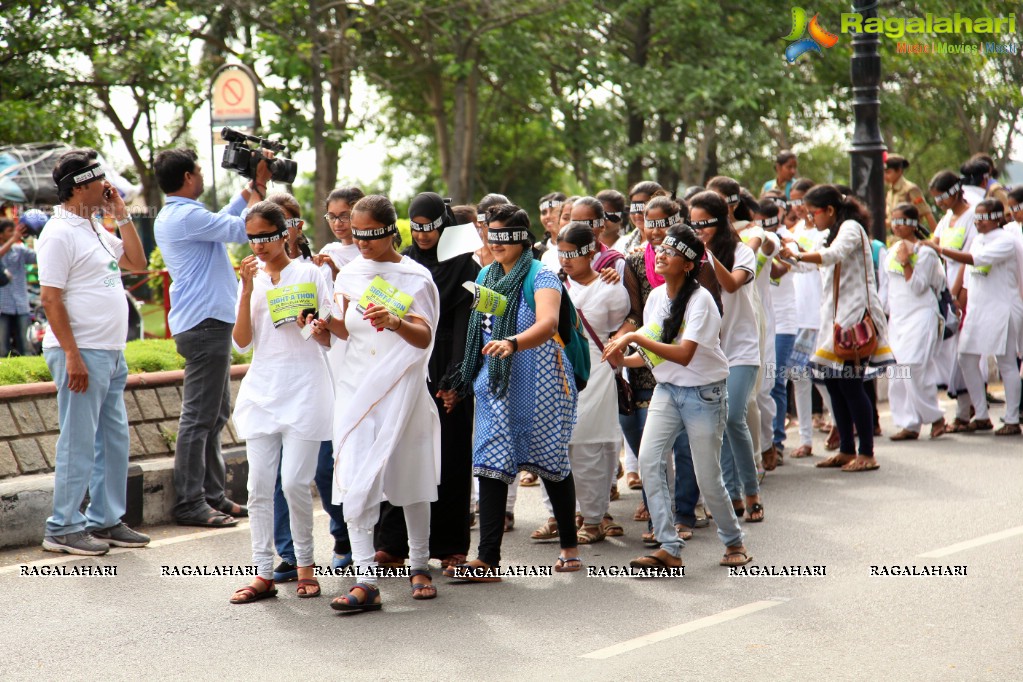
[{"left": 0, "top": 339, "right": 251, "bottom": 386}]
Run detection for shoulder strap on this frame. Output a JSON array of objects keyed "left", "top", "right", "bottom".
[
  {"left": 577, "top": 309, "right": 616, "bottom": 371},
  {"left": 832, "top": 261, "right": 842, "bottom": 324},
  {"left": 523, "top": 259, "right": 543, "bottom": 312}
]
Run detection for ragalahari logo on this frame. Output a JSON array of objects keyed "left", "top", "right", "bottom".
[{"left": 784, "top": 7, "right": 839, "bottom": 63}]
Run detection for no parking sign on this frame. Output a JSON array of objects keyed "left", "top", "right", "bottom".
[{"left": 211, "top": 64, "right": 259, "bottom": 132}]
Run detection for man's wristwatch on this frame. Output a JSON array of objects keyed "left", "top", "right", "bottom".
[{"left": 115, "top": 216, "right": 133, "bottom": 228}]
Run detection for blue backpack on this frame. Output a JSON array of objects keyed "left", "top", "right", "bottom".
[{"left": 476, "top": 259, "right": 590, "bottom": 391}]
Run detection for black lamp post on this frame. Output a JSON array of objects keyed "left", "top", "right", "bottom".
[{"left": 849, "top": 0, "right": 887, "bottom": 241}]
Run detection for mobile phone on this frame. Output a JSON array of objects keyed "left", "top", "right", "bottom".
[
  {"left": 103, "top": 187, "right": 113, "bottom": 200},
  {"left": 300, "top": 312, "right": 332, "bottom": 340}
]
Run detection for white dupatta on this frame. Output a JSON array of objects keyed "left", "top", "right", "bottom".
[{"left": 331, "top": 256, "right": 441, "bottom": 519}]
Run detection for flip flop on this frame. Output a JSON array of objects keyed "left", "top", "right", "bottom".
[
  {"left": 719, "top": 551, "right": 753, "bottom": 567},
  {"left": 816, "top": 453, "right": 855, "bottom": 468},
  {"left": 746, "top": 503, "right": 765, "bottom": 523},
  {"left": 177, "top": 510, "right": 238, "bottom": 528},
  {"left": 554, "top": 556, "right": 582, "bottom": 573},
  {"left": 212, "top": 499, "right": 248, "bottom": 518},
  {"left": 841, "top": 460, "right": 880, "bottom": 472},
  {"left": 629, "top": 554, "right": 683, "bottom": 570},
  {"left": 409, "top": 569, "right": 437, "bottom": 600}
]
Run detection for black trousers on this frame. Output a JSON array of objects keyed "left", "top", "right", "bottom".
[
  {"left": 477, "top": 473, "right": 577, "bottom": 567},
  {"left": 824, "top": 375, "right": 875, "bottom": 457},
  {"left": 376, "top": 395, "right": 474, "bottom": 559}
]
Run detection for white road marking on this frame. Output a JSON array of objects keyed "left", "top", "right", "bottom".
[
  {"left": 580, "top": 598, "right": 788, "bottom": 659},
  {"left": 918, "top": 525, "right": 1023, "bottom": 558}
]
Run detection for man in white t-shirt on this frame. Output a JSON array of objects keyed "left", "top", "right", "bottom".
[{"left": 37, "top": 149, "right": 150, "bottom": 556}]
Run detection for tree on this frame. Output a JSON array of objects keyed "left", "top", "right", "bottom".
[
  {"left": 213, "top": 0, "right": 362, "bottom": 248},
  {"left": 359, "top": 0, "right": 570, "bottom": 204},
  {"left": 1, "top": 1, "right": 212, "bottom": 209}
]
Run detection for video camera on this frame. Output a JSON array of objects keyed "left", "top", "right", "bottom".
[{"left": 220, "top": 127, "right": 298, "bottom": 184}]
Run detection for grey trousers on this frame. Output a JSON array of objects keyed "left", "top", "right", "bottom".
[{"left": 172, "top": 318, "right": 233, "bottom": 519}]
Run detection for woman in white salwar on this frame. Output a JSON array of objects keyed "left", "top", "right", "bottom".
[
  {"left": 556, "top": 223, "right": 630, "bottom": 543},
  {"left": 228, "top": 202, "right": 333, "bottom": 604},
  {"left": 928, "top": 199, "right": 1023, "bottom": 436},
  {"left": 927, "top": 171, "right": 977, "bottom": 432},
  {"left": 313, "top": 195, "right": 442, "bottom": 613},
  {"left": 884, "top": 204, "right": 947, "bottom": 441}
]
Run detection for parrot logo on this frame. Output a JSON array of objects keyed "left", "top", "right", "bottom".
[{"left": 784, "top": 7, "right": 839, "bottom": 63}]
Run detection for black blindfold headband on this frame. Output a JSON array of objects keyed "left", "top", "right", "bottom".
[{"left": 352, "top": 223, "right": 398, "bottom": 241}]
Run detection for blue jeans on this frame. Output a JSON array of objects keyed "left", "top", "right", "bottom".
[
  {"left": 44, "top": 348, "right": 130, "bottom": 535},
  {"left": 619, "top": 388, "right": 697, "bottom": 527},
  {"left": 720, "top": 365, "right": 760, "bottom": 500},
  {"left": 274, "top": 440, "right": 349, "bottom": 562},
  {"left": 771, "top": 333, "right": 796, "bottom": 447},
  {"left": 0, "top": 312, "right": 32, "bottom": 357},
  {"left": 638, "top": 381, "right": 743, "bottom": 557}
]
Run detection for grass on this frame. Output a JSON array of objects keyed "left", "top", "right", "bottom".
[
  {"left": 0, "top": 339, "right": 252, "bottom": 386},
  {"left": 141, "top": 303, "right": 168, "bottom": 339}
]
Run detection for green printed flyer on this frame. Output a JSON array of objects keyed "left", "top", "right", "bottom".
[
  {"left": 357, "top": 276, "right": 414, "bottom": 318},
  {"left": 636, "top": 323, "right": 666, "bottom": 368},
  {"left": 267, "top": 282, "right": 318, "bottom": 328}
]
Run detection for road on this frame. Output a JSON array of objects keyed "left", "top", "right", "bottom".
[{"left": 2, "top": 397, "right": 1021, "bottom": 681}]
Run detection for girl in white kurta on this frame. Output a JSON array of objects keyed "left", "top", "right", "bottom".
[
  {"left": 786, "top": 180, "right": 835, "bottom": 454},
  {"left": 689, "top": 190, "right": 764, "bottom": 522},
  {"left": 930, "top": 199, "right": 1023, "bottom": 435},
  {"left": 556, "top": 223, "right": 630, "bottom": 543},
  {"left": 884, "top": 204, "right": 947, "bottom": 440},
  {"left": 927, "top": 172, "right": 977, "bottom": 431},
  {"left": 314, "top": 195, "right": 441, "bottom": 612},
  {"left": 779, "top": 185, "right": 894, "bottom": 473},
  {"left": 229, "top": 202, "right": 333, "bottom": 604}
]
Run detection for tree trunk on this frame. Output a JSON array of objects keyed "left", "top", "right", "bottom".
[
  {"left": 623, "top": 7, "right": 652, "bottom": 189},
  {"left": 656, "top": 116, "right": 679, "bottom": 192}
]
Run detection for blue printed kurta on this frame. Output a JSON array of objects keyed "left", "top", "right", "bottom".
[{"left": 472, "top": 268, "right": 577, "bottom": 484}]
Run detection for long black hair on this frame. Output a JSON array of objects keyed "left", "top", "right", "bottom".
[
  {"left": 687, "top": 190, "right": 737, "bottom": 271},
  {"left": 661, "top": 225, "right": 706, "bottom": 344},
  {"left": 802, "top": 184, "right": 871, "bottom": 246}
]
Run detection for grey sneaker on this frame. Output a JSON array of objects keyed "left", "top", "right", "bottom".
[
  {"left": 91, "top": 523, "right": 150, "bottom": 548},
  {"left": 42, "top": 531, "right": 110, "bottom": 556}
]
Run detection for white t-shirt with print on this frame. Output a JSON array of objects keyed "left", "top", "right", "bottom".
[
  {"left": 37, "top": 206, "right": 127, "bottom": 351},
  {"left": 642, "top": 284, "right": 729, "bottom": 387},
  {"left": 714, "top": 242, "right": 760, "bottom": 366}
]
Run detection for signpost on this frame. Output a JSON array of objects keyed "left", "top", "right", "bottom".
[{"left": 208, "top": 64, "right": 259, "bottom": 210}]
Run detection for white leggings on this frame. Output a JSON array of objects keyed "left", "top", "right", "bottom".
[
  {"left": 794, "top": 373, "right": 833, "bottom": 446},
  {"left": 960, "top": 352, "right": 1021, "bottom": 424},
  {"left": 624, "top": 439, "right": 640, "bottom": 475},
  {"left": 542, "top": 441, "right": 617, "bottom": 524},
  {"left": 246, "top": 434, "right": 319, "bottom": 580},
  {"left": 347, "top": 501, "right": 431, "bottom": 584}
]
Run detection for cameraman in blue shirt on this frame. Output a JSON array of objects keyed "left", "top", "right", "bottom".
[{"left": 154, "top": 148, "right": 272, "bottom": 527}]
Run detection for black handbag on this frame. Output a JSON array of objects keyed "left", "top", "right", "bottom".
[{"left": 577, "top": 309, "right": 634, "bottom": 416}]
